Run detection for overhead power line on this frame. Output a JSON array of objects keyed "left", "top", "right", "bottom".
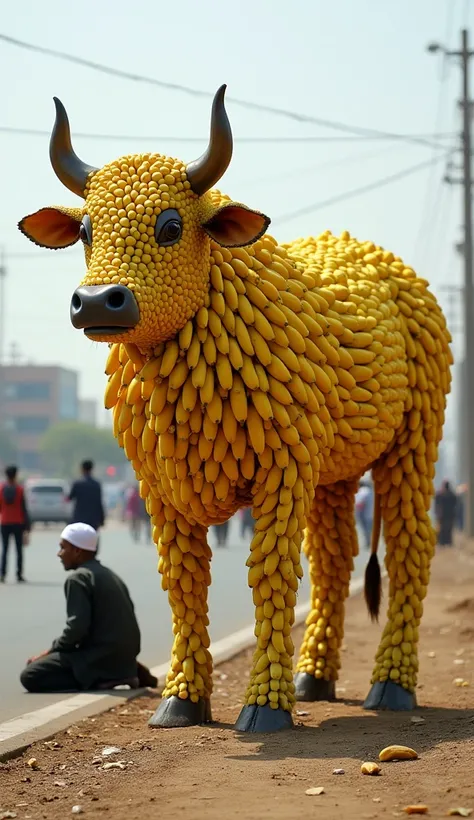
[
  {"left": 0, "top": 32, "right": 456, "bottom": 150},
  {"left": 274, "top": 152, "right": 451, "bottom": 225},
  {"left": 0, "top": 124, "right": 457, "bottom": 144}
]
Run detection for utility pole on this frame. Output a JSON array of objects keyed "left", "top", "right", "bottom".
[
  {"left": 0, "top": 247, "right": 6, "bottom": 439},
  {"left": 429, "top": 30, "right": 474, "bottom": 536},
  {"left": 0, "top": 247, "right": 5, "bottom": 367}
]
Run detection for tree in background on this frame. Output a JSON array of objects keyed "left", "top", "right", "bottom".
[
  {"left": 39, "top": 421, "right": 125, "bottom": 478},
  {"left": 0, "top": 427, "right": 19, "bottom": 468}
]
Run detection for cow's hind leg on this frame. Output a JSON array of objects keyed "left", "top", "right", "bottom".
[
  {"left": 149, "top": 506, "right": 213, "bottom": 728},
  {"left": 294, "top": 480, "right": 358, "bottom": 701},
  {"left": 235, "top": 455, "right": 313, "bottom": 733},
  {"left": 364, "top": 423, "right": 437, "bottom": 711}
]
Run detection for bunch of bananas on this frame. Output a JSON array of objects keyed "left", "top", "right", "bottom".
[{"left": 102, "top": 224, "right": 451, "bottom": 709}]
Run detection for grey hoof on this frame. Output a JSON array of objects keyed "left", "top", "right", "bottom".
[
  {"left": 363, "top": 680, "right": 417, "bottom": 711},
  {"left": 294, "top": 673, "right": 336, "bottom": 702},
  {"left": 148, "top": 695, "right": 212, "bottom": 728},
  {"left": 235, "top": 703, "right": 294, "bottom": 733}
]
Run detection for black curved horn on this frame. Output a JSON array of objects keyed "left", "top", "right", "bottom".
[
  {"left": 186, "top": 85, "right": 233, "bottom": 196},
  {"left": 49, "top": 98, "right": 98, "bottom": 198}
]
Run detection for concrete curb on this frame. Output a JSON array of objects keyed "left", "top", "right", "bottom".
[{"left": 0, "top": 576, "right": 365, "bottom": 761}]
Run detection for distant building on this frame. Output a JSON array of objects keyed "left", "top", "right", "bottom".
[
  {"left": 0, "top": 365, "right": 78, "bottom": 470},
  {"left": 78, "top": 398, "right": 98, "bottom": 427}
]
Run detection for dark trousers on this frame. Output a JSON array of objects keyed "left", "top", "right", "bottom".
[
  {"left": 20, "top": 652, "right": 80, "bottom": 693},
  {"left": 215, "top": 521, "right": 229, "bottom": 546},
  {"left": 1, "top": 524, "right": 24, "bottom": 579},
  {"left": 20, "top": 653, "right": 149, "bottom": 693}
]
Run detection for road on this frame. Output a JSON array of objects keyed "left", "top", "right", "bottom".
[{"left": 0, "top": 515, "right": 375, "bottom": 722}]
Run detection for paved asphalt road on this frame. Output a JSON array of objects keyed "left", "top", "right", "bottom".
[{"left": 0, "top": 515, "right": 376, "bottom": 722}]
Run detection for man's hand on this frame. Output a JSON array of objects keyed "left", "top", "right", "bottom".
[{"left": 26, "top": 650, "right": 49, "bottom": 666}]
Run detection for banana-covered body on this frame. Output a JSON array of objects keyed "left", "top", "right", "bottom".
[{"left": 20, "top": 86, "right": 452, "bottom": 732}]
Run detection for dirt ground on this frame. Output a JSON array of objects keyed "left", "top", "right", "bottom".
[{"left": 1, "top": 542, "right": 473, "bottom": 820}]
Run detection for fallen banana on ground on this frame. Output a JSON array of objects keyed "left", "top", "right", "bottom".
[
  {"left": 379, "top": 745, "right": 419, "bottom": 762},
  {"left": 361, "top": 761, "right": 381, "bottom": 776}
]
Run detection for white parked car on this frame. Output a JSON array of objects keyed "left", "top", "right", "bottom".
[{"left": 25, "top": 479, "right": 73, "bottom": 526}]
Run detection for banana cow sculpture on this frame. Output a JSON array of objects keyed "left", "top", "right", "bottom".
[{"left": 19, "top": 86, "right": 452, "bottom": 733}]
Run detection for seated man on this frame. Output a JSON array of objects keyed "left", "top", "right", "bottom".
[{"left": 20, "top": 522, "right": 157, "bottom": 693}]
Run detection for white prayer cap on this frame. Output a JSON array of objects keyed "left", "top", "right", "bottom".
[{"left": 60, "top": 522, "right": 98, "bottom": 552}]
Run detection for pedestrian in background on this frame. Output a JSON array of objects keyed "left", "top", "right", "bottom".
[
  {"left": 355, "top": 479, "right": 373, "bottom": 551},
  {"left": 0, "top": 465, "right": 31, "bottom": 583},
  {"left": 214, "top": 520, "right": 229, "bottom": 547},
  {"left": 435, "top": 480, "right": 458, "bottom": 547},
  {"left": 126, "top": 485, "right": 150, "bottom": 543},
  {"left": 20, "top": 523, "right": 158, "bottom": 693},
  {"left": 68, "top": 460, "right": 105, "bottom": 553},
  {"left": 240, "top": 507, "right": 254, "bottom": 540}
]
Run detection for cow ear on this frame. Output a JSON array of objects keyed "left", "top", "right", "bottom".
[
  {"left": 18, "top": 206, "right": 82, "bottom": 249},
  {"left": 202, "top": 203, "right": 270, "bottom": 248}
]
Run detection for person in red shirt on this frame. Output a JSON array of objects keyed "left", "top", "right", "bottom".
[{"left": 0, "top": 465, "right": 31, "bottom": 583}]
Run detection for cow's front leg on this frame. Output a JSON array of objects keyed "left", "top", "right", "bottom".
[
  {"left": 235, "top": 455, "right": 312, "bottom": 733},
  {"left": 149, "top": 506, "right": 213, "bottom": 728}
]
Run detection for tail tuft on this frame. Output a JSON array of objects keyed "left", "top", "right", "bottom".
[{"left": 364, "top": 552, "right": 382, "bottom": 621}]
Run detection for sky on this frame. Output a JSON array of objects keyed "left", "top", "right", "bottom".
[{"left": 0, "top": 0, "right": 468, "bottom": 462}]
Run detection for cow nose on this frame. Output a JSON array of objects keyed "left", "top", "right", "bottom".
[{"left": 70, "top": 285, "right": 139, "bottom": 334}]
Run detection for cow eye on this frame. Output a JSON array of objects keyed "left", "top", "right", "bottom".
[
  {"left": 155, "top": 209, "right": 182, "bottom": 246},
  {"left": 79, "top": 214, "right": 92, "bottom": 246}
]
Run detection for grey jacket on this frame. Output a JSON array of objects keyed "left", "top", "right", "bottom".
[{"left": 50, "top": 559, "right": 141, "bottom": 687}]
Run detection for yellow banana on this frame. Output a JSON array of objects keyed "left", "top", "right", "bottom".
[
  {"left": 159, "top": 341, "right": 180, "bottom": 377},
  {"left": 169, "top": 359, "right": 189, "bottom": 391},
  {"left": 178, "top": 319, "right": 194, "bottom": 352},
  {"left": 251, "top": 390, "right": 274, "bottom": 421},
  {"left": 131, "top": 413, "right": 146, "bottom": 439},
  {"left": 118, "top": 402, "right": 133, "bottom": 432},
  {"left": 253, "top": 306, "right": 276, "bottom": 341},
  {"left": 105, "top": 344, "right": 121, "bottom": 376},
  {"left": 237, "top": 293, "right": 255, "bottom": 325},
  {"left": 154, "top": 402, "right": 175, "bottom": 434},
  {"left": 269, "top": 341, "right": 300, "bottom": 373},
  {"left": 203, "top": 332, "right": 217, "bottom": 366},
  {"left": 208, "top": 308, "right": 222, "bottom": 338},
  {"left": 206, "top": 391, "right": 223, "bottom": 424},
  {"left": 186, "top": 335, "right": 201, "bottom": 370},
  {"left": 191, "top": 354, "right": 207, "bottom": 389},
  {"left": 228, "top": 337, "right": 244, "bottom": 371},
  {"left": 267, "top": 354, "right": 292, "bottom": 383},
  {"left": 104, "top": 368, "right": 123, "bottom": 409},
  {"left": 123, "top": 427, "right": 137, "bottom": 460},
  {"left": 247, "top": 405, "right": 266, "bottom": 454},
  {"left": 223, "top": 278, "right": 239, "bottom": 311},
  {"left": 182, "top": 374, "right": 198, "bottom": 413},
  {"left": 199, "top": 366, "right": 215, "bottom": 406},
  {"left": 213, "top": 428, "right": 229, "bottom": 463},
  {"left": 222, "top": 399, "right": 238, "bottom": 443},
  {"left": 124, "top": 343, "right": 145, "bottom": 370},
  {"left": 149, "top": 381, "right": 169, "bottom": 416},
  {"left": 235, "top": 316, "right": 255, "bottom": 356},
  {"left": 378, "top": 746, "right": 418, "bottom": 762},
  {"left": 142, "top": 422, "right": 157, "bottom": 453},
  {"left": 121, "top": 360, "right": 135, "bottom": 387},
  {"left": 211, "top": 290, "right": 226, "bottom": 317},
  {"left": 229, "top": 374, "right": 248, "bottom": 424},
  {"left": 268, "top": 376, "right": 292, "bottom": 406},
  {"left": 216, "top": 353, "right": 233, "bottom": 391},
  {"left": 210, "top": 263, "right": 224, "bottom": 292},
  {"left": 240, "top": 354, "right": 260, "bottom": 391},
  {"left": 215, "top": 470, "right": 230, "bottom": 501}
]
